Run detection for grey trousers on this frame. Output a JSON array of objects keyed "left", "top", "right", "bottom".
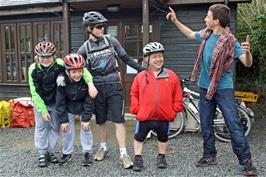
[
  {"left": 61, "top": 113, "right": 93, "bottom": 155},
  {"left": 34, "top": 104, "right": 59, "bottom": 155}
]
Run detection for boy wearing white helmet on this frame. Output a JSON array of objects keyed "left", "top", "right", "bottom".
[{"left": 130, "top": 42, "right": 183, "bottom": 171}]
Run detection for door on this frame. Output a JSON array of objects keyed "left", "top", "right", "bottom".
[{"left": 106, "top": 21, "right": 154, "bottom": 112}]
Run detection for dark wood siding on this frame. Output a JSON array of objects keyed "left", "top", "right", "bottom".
[
  {"left": 160, "top": 4, "right": 237, "bottom": 80},
  {"left": 70, "top": 13, "right": 85, "bottom": 52},
  {"left": 0, "top": 85, "right": 31, "bottom": 101}
]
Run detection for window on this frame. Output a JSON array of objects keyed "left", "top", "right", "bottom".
[
  {"left": 0, "top": 21, "right": 64, "bottom": 84},
  {"left": 124, "top": 23, "right": 152, "bottom": 60}
]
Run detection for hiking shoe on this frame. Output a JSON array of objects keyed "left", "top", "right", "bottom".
[
  {"left": 157, "top": 155, "right": 167, "bottom": 169},
  {"left": 132, "top": 156, "right": 144, "bottom": 171},
  {"left": 82, "top": 152, "right": 93, "bottom": 166},
  {"left": 242, "top": 160, "right": 257, "bottom": 176},
  {"left": 120, "top": 154, "right": 133, "bottom": 169},
  {"left": 38, "top": 154, "right": 48, "bottom": 168},
  {"left": 195, "top": 155, "right": 217, "bottom": 167},
  {"left": 59, "top": 154, "right": 72, "bottom": 166},
  {"left": 47, "top": 153, "right": 59, "bottom": 164},
  {"left": 94, "top": 148, "right": 107, "bottom": 161}
]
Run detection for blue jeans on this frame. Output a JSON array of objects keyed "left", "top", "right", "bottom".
[{"left": 199, "top": 88, "right": 251, "bottom": 165}]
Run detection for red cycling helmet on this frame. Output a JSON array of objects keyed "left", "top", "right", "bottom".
[
  {"left": 64, "top": 53, "right": 85, "bottom": 70},
  {"left": 35, "top": 41, "right": 56, "bottom": 57}
]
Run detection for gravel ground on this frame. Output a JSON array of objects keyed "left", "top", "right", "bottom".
[{"left": 0, "top": 117, "right": 265, "bottom": 177}]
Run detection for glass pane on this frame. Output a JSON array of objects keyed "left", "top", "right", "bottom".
[
  {"left": 124, "top": 40, "right": 138, "bottom": 56},
  {"left": 4, "top": 26, "right": 10, "bottom": 51},
  {"left": 6, "top": 55, "right": 11, "bottom": 80},
  {"left": 60, "top": 23, "right": 64, "bottom": 53},
  {"left": 20, "top": 25, "right": 26, "bottom": 52},
  {"left": 138, "top": 41, "right": 143, "bottom": 57},
  {"left": 26, "top": 25, "right": 31, "bottom": 52},
  {"left": 21, "top": 54, "right": 30, "bottom": 81},
  {"left": 11, "top": 27, "right": 15, "bottom": 53},
  {"left": 106, "top": 26, "right": 118, "bottom": 37},
  {"left": 12, "top": 55, "right": 17, "bottom": 80},
  {"left": 125, "top": 24, "right": 138, "bottom": 39},
  {"left": 53, "top": 23, "right": 60, "bottom": 48},
  {"left": 6, "top": 54, "right": 17, "bottom": 80},
  {"left": 37, "top": 24, "right": 48, "bottom": 42},
  {"left": 52, "top": 23, "right": 64, "bottom": 58}
]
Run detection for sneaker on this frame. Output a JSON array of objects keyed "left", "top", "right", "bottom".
[
  {"left": 120, "top": 154, "right": 133, "bottom": 169},
  {"left": 82, "top": 152, "right": 93, "bottom": 166},
  {"left": 242, "top": 160, "right": 257, "bottom": 176},
  {"left": 47, "top": 153, "right": 59, "bottom": 164},
  {"left": 94, "top": 148, "right": 107, "bottom": 161},
  {"left": 157, "top": 155, "right": 167, "bottom": 169},
  {"left": 195, "top": 155, "right": 217, "bottom": 167},
  {"left": 132, "top": 156, "right": 144, "bottom": 171},
  {"left": 59, "top": 154, "right": 72, "bottom": 166},
  {"left": 38, "top": 154, "right": 48, "bottom": 168}
]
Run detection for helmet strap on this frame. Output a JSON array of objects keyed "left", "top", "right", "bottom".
[{"left": 90, "top": 32, "right": 100, "bottom": 40}]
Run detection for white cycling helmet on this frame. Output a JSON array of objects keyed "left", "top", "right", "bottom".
[{"left": 143, "top": 42, "right": 164, "bottom": 57}]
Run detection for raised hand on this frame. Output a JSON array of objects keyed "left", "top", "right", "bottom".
[
  {"left": 241, "top": 35, "right": 251, "bottom": 53},
  {"left": 166, "top": 7, "right": 177, "bottom": 23}
]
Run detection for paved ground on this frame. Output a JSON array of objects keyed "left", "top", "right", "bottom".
[{"left": 0, "top": 116, "right": 265, "bottom": 177}]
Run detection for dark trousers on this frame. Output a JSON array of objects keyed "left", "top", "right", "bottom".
[{"left": 199, "top": 88, "right": 251, "bottom": 165}]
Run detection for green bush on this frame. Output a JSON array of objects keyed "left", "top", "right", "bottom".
[{"left": 236, "top": 1, "right": 266, "bottom": 105}]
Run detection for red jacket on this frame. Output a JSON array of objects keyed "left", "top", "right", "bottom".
[{"left": 130, "top": 68, "right": 183, "bottom": 122}]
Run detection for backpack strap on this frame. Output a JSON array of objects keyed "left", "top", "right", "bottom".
[
  {"left": 84, "top": 40, "right": 93, "bottom": 70},
  {"left": 103, "top": 35, "right": 121, "bottom": 69}
]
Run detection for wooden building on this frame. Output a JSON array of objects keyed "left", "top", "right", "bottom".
[{"left": 0, "top": 0, "right": 251, "bottom": 111}]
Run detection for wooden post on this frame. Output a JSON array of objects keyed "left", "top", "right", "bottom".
[
  {"left": 142, "top": 0, "right": 149, "bottom": 67},
  {"left": 63, "top": 2, "right": 70, "bottom": 55}
]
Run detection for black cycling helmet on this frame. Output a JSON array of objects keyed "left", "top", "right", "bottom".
[{"left": 83, "top": 11, "right": 108, "bottom": 26}]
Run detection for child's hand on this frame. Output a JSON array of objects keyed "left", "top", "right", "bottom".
[
  {"left": 42, "top": 113, "right": 50, "bottom": 122},
  {"left": 88, "top": 83, "right": 98, "bottom": 98},
  {"left": 81, "top": 122, "right": 90, "bottom": 131},
  {"left": 241, "top": 35, "right": 251, "bottom": 54},
  {"left": 56, "top": 75, "right": 66, "bottom": 87},
  {"left": 61, "top": 123, "right": 69, "bottom": 133}
]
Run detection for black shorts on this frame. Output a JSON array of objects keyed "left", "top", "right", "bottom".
[
  {"left": 134, "top": 120, "right": 170, "bottom": 143},
  {"left": 94, "top": 83, "right": 125, "bottom": 124}
]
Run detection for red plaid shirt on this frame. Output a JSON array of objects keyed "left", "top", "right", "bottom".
[{"left": 190, "top": 27, "right": 236, "bottom": 100}]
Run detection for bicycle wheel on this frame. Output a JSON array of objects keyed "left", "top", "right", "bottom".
[
  {"left": 151, "top": 111, "right": 185, "bottom": 139},
  {"left": 214, "top": 106, "right": 252, "bottom": 143}
]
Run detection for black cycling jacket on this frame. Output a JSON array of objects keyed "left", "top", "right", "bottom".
[
  {"left": 55, "top": 74, "right": 93, "bottom": 124},
  {"left": 29, "top": 60, "right": 65, "bottom": 107}
]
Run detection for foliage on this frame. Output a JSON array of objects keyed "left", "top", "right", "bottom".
[{"left": 236, "top": 0, "right": 266, "bottom": 104}]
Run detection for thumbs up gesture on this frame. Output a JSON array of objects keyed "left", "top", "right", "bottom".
[{"left": 241, "top": 35, "right": 251, "bottom": 53}]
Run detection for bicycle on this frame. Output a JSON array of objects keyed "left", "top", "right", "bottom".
[{"left": 151, "top": 78, "right": 254, "bottom": 143}]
